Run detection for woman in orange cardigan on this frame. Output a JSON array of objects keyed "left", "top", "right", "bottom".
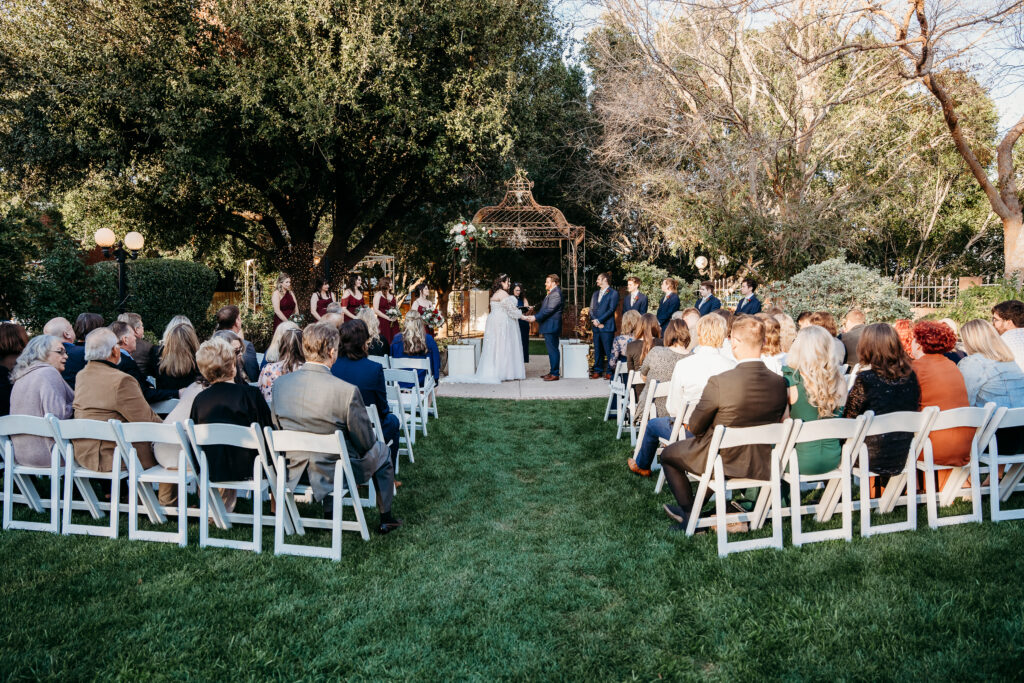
[{"left": 910, "top": 320, "right": 973, "bottom": 467}]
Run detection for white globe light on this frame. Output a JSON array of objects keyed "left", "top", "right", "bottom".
[
  {"left": 124, "top": 231, "right": 145, "bottom": 252},
  {"left": 717, "top": 254, "right": 729, "bottom": 266},
  {"left": 94, "top": 227, "right": 116, "bottom": 248},
  {"left": 694, "top": 255, "right": 708, "bottom": 270}
]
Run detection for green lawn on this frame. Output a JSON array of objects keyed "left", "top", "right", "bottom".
[{"left": 1, "top": 397, "right": 1023, "bottom": 679}]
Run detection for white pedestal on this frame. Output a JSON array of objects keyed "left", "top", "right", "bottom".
[
  {"left": 447, "top": 345, "right": 475, "bottom": 376},
  {"left": 560, "top": 341, "right": 590, "bottom": 379},
  {"left": 465, "top": 337, "right": 482, "bottom": 364}
]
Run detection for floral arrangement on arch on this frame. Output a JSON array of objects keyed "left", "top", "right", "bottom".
[{"left": 447, "top": 219, "right": 494, "bottom": 263}]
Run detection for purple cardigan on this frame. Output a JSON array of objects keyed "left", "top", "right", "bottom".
[{"left": 9, "top": 362, "right": 74, "bottom": 467}]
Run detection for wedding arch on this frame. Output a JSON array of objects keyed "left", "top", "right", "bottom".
[{"left": 469, "top": 171, "right": 585, "bottom": 321}]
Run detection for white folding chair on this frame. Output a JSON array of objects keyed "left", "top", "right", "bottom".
[
  {"left": 385, "top": 383, "right": 415, "bottom": 464},
  {"left": 979, "top": 406, "right": 1024, "bottom": 522},
  {"left": 775, "top": 414, "right": 871, "bottom": 546},
  {"left": 916, "top": 403, "right": 996, "bottom": 528},
  {"left": 112, "top": 420, "right": 195, "bottom": 546},
  {"left": 617, "top": 370, "right": 645, "bottom": 444},
  {"left": 392, "top": 357, "right": 438, "bottom": 421},
  {"left": 854, "top": 407, "right": 938, "bottom": 537},
  {"left": 149, "top": 398, "right": 180, "bottom": 418},
  {"left": 50, "top": 417, "right": 129, "bottom": 538},
  {"left": 364, "top": 404, "right": 397, "bottom": 493},
  {"left": 368, "top": 354, "right": 390, "bottom": 368},
  {"left": 846, "top": 364, "right": 861, "bottom": 391},
  {"left": 1, "top": 415, "right": 62, "bottom": 533},
  {"left": 263, "top": 427, "right": 370, "bottom": 561},
  {"left": 653, "top": 401, "right": 697, "bottom": 494},
  {"left": 633, "top": 380, "right": 671, "bottom": 459},
  {"left": 185, "top": 421, "right": 271, "bottom": 553},
  {"left": 684, "top": 420, "right": 796, "bottom": 557},
  {"left": 385, "top": 368, "right": 427, "bottom": 437},
  {"left": 604, "top": 362, "right": 628, "bottom": 423}
]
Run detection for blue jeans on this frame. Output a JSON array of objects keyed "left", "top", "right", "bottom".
[
  {"left": 543, "top": 333, "right": 560, "bottom": 376},
  {"left": 636, "top": 417, "right": 674, "bottom": 470}
]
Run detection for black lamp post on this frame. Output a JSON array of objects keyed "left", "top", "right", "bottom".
[{"left": 94, "top": 228, "right": 145, "bottom": 313}]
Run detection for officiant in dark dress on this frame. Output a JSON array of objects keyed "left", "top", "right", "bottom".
[{"left": 513, "top": 282, "right": 530, "bottom": 362}]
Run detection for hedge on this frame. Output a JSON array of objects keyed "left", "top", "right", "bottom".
[{"left": 765, "top": 258, "right": 912, "bottom": 323}]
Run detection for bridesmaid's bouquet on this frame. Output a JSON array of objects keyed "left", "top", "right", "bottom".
[
  {"left": 423, "top": 309, "right": 445, "bottom": 330},
  {"left": 384, "top": 307, "right": 402, "bottom": 322}
]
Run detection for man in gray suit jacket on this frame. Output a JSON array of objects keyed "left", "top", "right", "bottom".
[{"left": 271, "top": 323, "right": 401, "bottom": 533}]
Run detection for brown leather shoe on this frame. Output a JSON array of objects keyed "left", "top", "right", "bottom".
[
  {"left": 589, "top": 372, "right": 601, "bottom": 379},
  {"left": 627, "top": 457, "right": 651, "bottom": 477},
  {"left": 604, "top": 373, "right": 613, "bottom": 380},
  {"left": 543, "top": 375, "right": 560, "bottom": 381}
]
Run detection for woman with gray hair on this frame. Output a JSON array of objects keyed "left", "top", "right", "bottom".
[{"left": 9, "top": 334, "right": 74, "bottom": 466}]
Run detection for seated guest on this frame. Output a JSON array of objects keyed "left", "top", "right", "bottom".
[
  {"left": 774, "top": 312, "right": 797, "bottom": 356},
  {"left": 938, "top": 318, "right": 966, "bottom": 363},
  {"left": 258, "top": 326, "right": 304, "bottom": 402},
  {"left": 680, "top": 307, "right": 701, "bottom": 350},
  {"left": 626, "top": 313, "right": 662, "bottom": 373},
  {"left": 840, "top": 309, "right": 867, "bottom": 366},
  {"left": 73, "top": 312, "right": 105, "bottom": 345},
  {"left": 636, "top": 319, "right": 690, "bottom": 417},
  {"left": 9, "top": 335, "right": 74, "bottom": 465},
  {"left": 72, "top": 328, "right": 161, "bottom": 472},
  {"left": 716, "top": 310, "right": 735, "bottom": 360},
  {"left": 656, "top": 278, "right": 681, "bottom": 331},
  {"left": 992, "top": 299, "right": 1024, "bottom": 371},
  {"left": 694, "top": 280, "right": 720, "bottom": 317},
  {"left": 272, "top": 323, "right": 401, "bottom": 533},
  {"left": 150, "top": 315, "right": 194, "bottom": 375},
  {"left": 212, "top": 330, "right": 249, "bottom": 386},
  {"left": 111, "top": 321, "right": 177, "bottom": 403},
  {"left": 796, "top": 311, "right": 813, "bottom": 329},
  {"left": 893, "top": 318, "right": 914, "bottom": 356},
  {"left": 910, "top": 320, "right": 975, "bottom": 467},
  {"left": 117, "top": 313, "right": 153, "bottom": 377},
  {"left": 190, "top": 337, "right": 273, "bottom": 511},
  {"left": 735, "top": 277, "right": 762, "bottom": 315},
  {"left": 659, "top": 316, "right": 788, "bottom": 530},
  {"left": 261, "top": 321, "right": 300, "bottom": 371},
  {"left": 622, "top": 276, "right": 648, "bottom": 314},
  {"left": 756, "top": 314, "right": 785, "bottom": 374},
  {"left": 1, "top": 322, "right": 29, "bottom": 416},
  {"left": 808, "top": 311, "right": 845, "bottom": 366},
  {"left": 390, "top": 312, "right": 440, "bottom": 386},
  {"left": 628, "top": 314, "right": 735, "bottom": 477},
  {"left": 152, "top": 378, "right": 207, "bottom": 506},
  {"left": 958, "top": 319, "right": 1024, "bottom": 454},
  {"left": 320, "top": 312, "right": 345, "bottom": 330},
  {"left": 43, "top": 317, "right": 86, "bottom": 388},
  {"left": 155, "top": 323, "right": 201, "bottom": 392},
  {"left": 610, "top": 310, "right": 641, "bottom": 373},
  {"left": 357, "top": 307, "right": 388, "bottom": 356},
  {"left": 332, "top": 320, "right": 402, "bottom": 467},
  {"left": 215, "top": 305, "right": 259, "bottom": 382},
  {"left": 325, "top": 301, "right": 344, "bottom": 315},
  {"left": 783, "top": 326, "right": 847, "bottom": 479},
  {"left": 844, "top": 324, "right": 920, "bottom": 487}
]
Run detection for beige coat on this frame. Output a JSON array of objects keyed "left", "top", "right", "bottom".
[{"left": 72, "top": 361, "right": 160, "bottom": 471}]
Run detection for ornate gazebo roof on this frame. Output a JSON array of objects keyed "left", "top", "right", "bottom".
[{"left": 470, "top": 171, "right": 584, "bottom": 248}]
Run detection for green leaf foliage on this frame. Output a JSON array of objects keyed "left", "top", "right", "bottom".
[
  {"left": 930, "top": 277, "right": 1024, "bottom": 326},
  {"left": 17, "top": 235, "right": 105, "bottom": 333},
  {"left": 766, "top": 258, "right": 912, "bottom": 322},
  {"left": 621, "top": 261, "right": 695, "bottom": 305}
]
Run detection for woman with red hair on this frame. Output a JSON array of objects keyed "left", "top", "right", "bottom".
[
  {"left": 910, "top": 320, "right": 974, "bottom": 467},
  {"left": 892, "top": 319, "right": 914, "bottom": 357}
]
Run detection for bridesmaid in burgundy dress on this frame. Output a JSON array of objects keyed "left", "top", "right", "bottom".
[
  {"left": 411, "top": 283, "right": 436, "bottom": 337},
  {"left": 271, "top": 273, "right": 297, "bottom": 330},
  {"left": 340, "top": 274, "right": 364, "bottom": 322},
  {"left": 373, "top": 276, "right": 400, "bottom": 345},
  {"left": 309, "top": 278, "right": 335, "bottom": 321}
]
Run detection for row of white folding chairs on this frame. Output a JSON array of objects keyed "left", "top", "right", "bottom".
[
  {"left": 604, "top": 364, "right": 645, "bottom": 445},
  {"left": 0, "top": 412, "right": 394, "bottom": 561},
  {"left": 630, "top": 391, "right": 1024, "bottom": 556}
]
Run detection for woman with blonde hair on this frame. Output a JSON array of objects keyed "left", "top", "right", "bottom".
[
  {"left": 610, "top": 309, "right": 642, "bottom": 373},
  {"left": 756, "top": 313, "right": 785, "bottom": 374},
  {"left": 389, "top": 311, "right": 440, "bottom": 385},
  {"left": 270, "top": 273, "right": 297, "bottom": 330},
  {"left": 774, "top": 312, "right": 797, "bottom": 355},
  {"left": 262, "top": 321, "right": 299, "bottom": 367},
  {"left": 958, "top": 318, "right": 1024, "bottom": 453},
  {"left": 784, "top": 326, "right": 848, "bottom": 476},
  {"left": 155, "top": 323, "right": 201, "bottom": 392},
  {"left": 258, "top": 327, "right": 304, "bottom": 402},
  {"left": 357, "top": 306, "right": 387, "bottom": 356}
]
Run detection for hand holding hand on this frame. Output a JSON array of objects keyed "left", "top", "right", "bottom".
[{"left": 524, "top": 315, "right": 536, "bottom": 322}]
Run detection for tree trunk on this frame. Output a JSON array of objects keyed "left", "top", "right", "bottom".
[{"left": 1005, "top": 213, "right": 1024, "bottom": 277}]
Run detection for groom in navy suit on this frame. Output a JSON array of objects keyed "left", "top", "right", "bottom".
[
  {"left": 589, "top": 272, "right": 619, "bottom": 379},
  {"left": 530, "top": 274, "right": 564, "bottom": 381}
]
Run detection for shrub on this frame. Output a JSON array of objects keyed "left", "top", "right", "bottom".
[
  {"left": 93, "top": 258, "right": 218, "bottom": 338},
  {"left": 621, "top": 261, "right": 696, "bottom": 306},
  {"left": 765, "top": 258, "right": 912, "bottom": 323},
  {"left": 241, "top": 305, "right": 275, "bottom": 353},
  {"left": 930, "top": 277, "right": 1023, "bottom": 325},
  {"left": 16, "top": 234, "right": 106, "bottom": 332}
]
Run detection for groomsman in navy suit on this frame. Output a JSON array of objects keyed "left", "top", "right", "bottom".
[
  {"left": 530, "top": 274, "right": 564, "bottom": 381},
  {"left": 589, "top": 272, "right": 619, "bottom": 379},
  {"left": 656, "top": 278, "right": 681, "bottom": 331},
  {"left": 734, "top": 277, "right": 762, "bottom": 315},
  {"left": 622, "top": 276, "right": 648, "bottom": 314},
  {"left": 694, "top": 281, "right": 722, "bottom": 316}
]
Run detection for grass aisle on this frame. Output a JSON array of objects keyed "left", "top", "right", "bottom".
[{"left": 1, "top": 397, "right": 1023, "bottom": 678}]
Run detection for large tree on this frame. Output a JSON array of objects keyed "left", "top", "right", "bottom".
[{"left": 0, "top": 0, "right": 571, "bottom": 289}]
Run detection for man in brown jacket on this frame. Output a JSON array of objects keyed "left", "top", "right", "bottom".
[
  {"left": 659, "top": 315, "right": 787, "bottom": 529},
  {"left": 72, "top": 328, "right": 161, "bottom": 472}
]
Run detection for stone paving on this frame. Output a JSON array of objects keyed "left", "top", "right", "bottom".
[{"left": 437, "top": 354, "right": 609, "bottom": 400}]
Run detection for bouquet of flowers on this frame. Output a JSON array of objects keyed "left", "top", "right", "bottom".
[
  {"left": 289, "top": 313, "right": 308, "bottom": 328},
  {"left": 447, "top": 220, "right": 479, "bottom": 263},
  {"left": 423, "top": 308, "right": 445, "bottom": 330},
  {"left": 384, "top": 307, "right": 402, "bottom": 322}
]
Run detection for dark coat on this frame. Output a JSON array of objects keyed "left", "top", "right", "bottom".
[
  {"left": 694, "top": 296, "right": 721, "bottom": 317},
  {"left": 590, "top": 288, "right": 619, "bottom": 334},
  {"left": 657, "top": 293, "right": 681, "bottom": 329},
  {"left": 534, "top": 286, "right": 563, "bottom": 336},
  {"left": 622, "top": 291, "right": 649, "bottom": 315},
  {"left": 735, "top": 295, "right": 762, "bottom": 315}
]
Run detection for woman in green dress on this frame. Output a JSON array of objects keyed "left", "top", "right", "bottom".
[{"left": 783, "top": 325, "right": 849, "bottom": 477}]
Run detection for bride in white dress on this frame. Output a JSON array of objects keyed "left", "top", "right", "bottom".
[{"left": 447, "top": 274, "right": 531, "bottom": 384}]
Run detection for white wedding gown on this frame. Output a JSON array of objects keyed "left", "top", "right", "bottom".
[{"left": 446, "top": 293, "right": 526, "bottom": 384}]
